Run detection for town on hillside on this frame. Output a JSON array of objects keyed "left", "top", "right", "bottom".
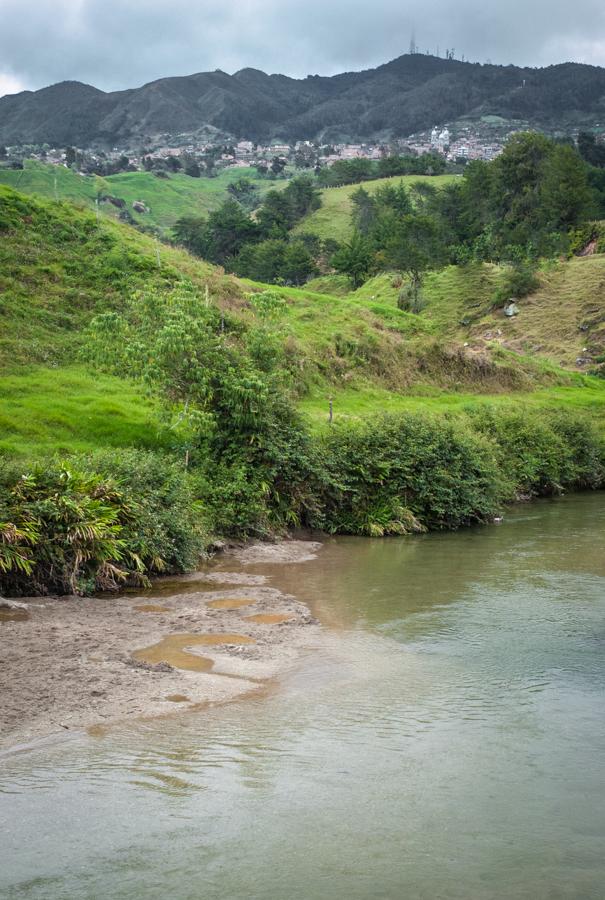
[{"left": 3, "top": 121, "right": 604, "bottom": 178}]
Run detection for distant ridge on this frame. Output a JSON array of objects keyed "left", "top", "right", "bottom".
[{"left": 1, "top": 54, "right": 605, "bottom": 146}]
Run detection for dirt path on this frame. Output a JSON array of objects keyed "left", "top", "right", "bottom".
[{"left": 0, "top": 541, "right": 322, "bottom": 752}]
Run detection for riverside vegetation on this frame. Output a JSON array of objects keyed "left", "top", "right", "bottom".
[{"left": 1, "top": 131, "right": 605, "bottom": 596}]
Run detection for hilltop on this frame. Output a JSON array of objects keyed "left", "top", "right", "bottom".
[{"left": 2, "top": 54, "right": 605, "bottom": 146}]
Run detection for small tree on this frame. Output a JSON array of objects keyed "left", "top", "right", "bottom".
[{"left": 331, "top": 231, "right": 375, "bottom": 288}]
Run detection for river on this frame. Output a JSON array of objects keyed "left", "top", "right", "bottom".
[{"left": 1, "top": 493, "right": 604, "bottom": 899}]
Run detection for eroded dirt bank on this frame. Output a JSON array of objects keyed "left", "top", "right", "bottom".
[{"left": 0, "top": 541, "right": 322, "bottom": 752}]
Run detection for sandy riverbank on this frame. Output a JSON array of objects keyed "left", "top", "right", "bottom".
[{"left": 0, "top": 541, "right": 322, "bottom": 752}]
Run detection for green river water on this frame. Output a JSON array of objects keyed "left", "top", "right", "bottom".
[{"left": 1, "top": 493, "right": 604, "bottom": 899}]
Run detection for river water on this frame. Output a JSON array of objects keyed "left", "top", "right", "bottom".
[{"left": 1, "top": 494, "right": 604, "bottom": 899}]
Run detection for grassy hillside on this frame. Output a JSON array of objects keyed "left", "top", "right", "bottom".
[
  {"left": 0, "top": 161, "right": 280, "bottom": 234},
  {"left": 304, "top": 258, "right": 605, "bottom": 375},
  {"left": 2, "top": 183, "right": 605, "bottom": 593},
  {"left": 1, "top": 182, "right": 605, "bottom": 463},
  {"left": 293, "top": 174, "right": 458, "bottom": 242}
]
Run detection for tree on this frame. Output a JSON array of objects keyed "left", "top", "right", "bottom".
[
  {"left": 174, "top": 199, "right": 259, "bottom": 265},
  {"left": 540, "top": 144, "right": 594, "bottom": 230},
  {"left": 227, "top": 177, "right": 259, "bottom": 211},
  {"left": 351, "top": 187, "right": 376, "bottom": 234},
  {"left": 383, "top": 213, "right": 444, "bottom": 301},
  {"left": 331, "top": 231, "right": 375, "bottom": 287},
  {"left": 234, "top": 239, "right": 287, "bottom": 283},
  {"left": 270, "top": 156, "right": 287, "bottom": 176},
  {"left": 578, "top": 132, "right": 605, "bottom": 169},
  {"left": 166, "top": 156, "right": 182, "bottom": 173},
  {"left": 281, "top": 241, "right": 318, "bottom": 285},
  {"left": 65, "top": 146, "right": 76, "bottom": 166},
  {"left": 185, "top": 161, "right": 201, "bottom": 178}
]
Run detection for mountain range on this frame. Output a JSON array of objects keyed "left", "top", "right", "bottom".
[{"left": 2, "top": 53, "right": 605, "bottom": 147}]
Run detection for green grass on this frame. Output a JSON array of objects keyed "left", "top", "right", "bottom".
[
  {"left": 1, "top": 182, "right": 604, "bottom": 468},
  {"left": 293, "top": 174, "right": 458, "bottom": 242},
  {"left": 0, "top": 367, "right": 167, "bottom": 458},
  {"left": 0, "top": 161, "right": 280, "bottom": 234},
  {"left": 300, "top": 378, "right": 605, "bottom": 431},
  {"left": 0, "top": 183, "right": 228, "bottom": 368}
]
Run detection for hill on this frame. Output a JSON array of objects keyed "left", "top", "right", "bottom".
[
  {"left": 293, "top": 174, "right": 457, "bottom": 242},
  {"left": 1, "top": 182, "right": 605, "bottom": 462},
  {"left": 1, "top": 183, "right": 604, "bottom": 594},
  {"left": 0, "top": 160, "right": 280, "bottom": 234},
  {"left": 2, "top": 55, "right": 605, "bottom": 146}
]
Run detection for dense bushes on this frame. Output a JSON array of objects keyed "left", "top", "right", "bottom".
[
  {"left": 311, "top": 414, "right": 506, "bottom": 535},
  {"left": 471, "top": 408, "right": 605, "bottom": 498},
  {"left": 17, "top": 265, "right": 605, "bottom": 594},
  {"left": 202, "top": 407, "right": 604, "bottom": 541},
  {"left": 0, "top": 450, "right": 204, "bottom": 596},
  {"left": 1, "top": 391, "right": 602, "bottom": 596},
  {"left": 316, "top": 152, "right": 446, "bottom": 187}
]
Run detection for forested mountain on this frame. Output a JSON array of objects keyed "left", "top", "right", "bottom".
[{"left": 2, "top": 54, "right": 605, "bottom": 147}]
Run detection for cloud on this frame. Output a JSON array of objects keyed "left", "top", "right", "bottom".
[
  {"left": 0, "top": 72, "right": 26, "bottom": 98},
  {"left": 0, "top": 0, "right": 604, "bottom": 96}
]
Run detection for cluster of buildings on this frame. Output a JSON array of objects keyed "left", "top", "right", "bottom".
[
  {"left": 405, "top": 125, "right": 504, "bottom": 162},
  {"left": 9, "top": 124, "right": 604, "bottom": 175}
]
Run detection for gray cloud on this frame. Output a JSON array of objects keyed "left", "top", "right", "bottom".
[{"left": 0, "top": 0, "right": 604, "bottom": 96}]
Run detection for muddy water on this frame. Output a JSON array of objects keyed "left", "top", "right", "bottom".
[
  {"left": 0, "top": 609, "right": 29, "bottom": 623},
  {"left": 207, "top": 598, "right": 255, "bottom": 610},
  {"left": 132, "top": 633, "right": 256, "bottom": 672},
  {"left": 245, "top": 612, "right": 293, "bottom": 624},
  {"left": 1, "top": 493, "right": 605, "bottom": 900}
]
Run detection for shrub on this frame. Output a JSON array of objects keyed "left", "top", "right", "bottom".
[
  {"left": 493, "top": 265, "right": 541, "bottom": 306},
  {"left": 0, "top": 449, "right": 204, "bottom": 596},
  {"left": 312, "top": 413, "right": 507, "bottom": 534},
  {"left": 470, "top": 407, "right": 605, "bottom": 497}
]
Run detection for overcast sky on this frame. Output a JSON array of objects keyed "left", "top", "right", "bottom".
[{"left": 1, "top": 0, "right": 604, "bottom": 97}]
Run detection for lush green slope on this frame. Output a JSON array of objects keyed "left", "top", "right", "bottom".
[
  {"left": 0, "top": 161, "right": 278, "bottom": 234},
  {"left": 2, "top": 184, "right": 605, "bottom": 593},
  {"left": 1, "top": 183, "right": 605, "bottom": 464},
  {"left": 0, "top": 368, "right": 167, "bottom": 458},
  {"left": 293, "top": 174, "right": 457, "bottom": 242}
]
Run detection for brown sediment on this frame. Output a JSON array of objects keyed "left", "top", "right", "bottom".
[
  {"left": 134, "top": 604, "right": 171, "bottom": 613},
  {"left": 0, "top": 539, "right": 322, "bottom": 751},
  {"left": 132, "top": 633, "right": 256, "bottom": 673},
  {"left": 0, "top": 609, "right": 29, "bottom": 623},
  {"left": 207, "top": 598, "right": 255, "bottom": 610},
  {"left": 245, "top": 613, "right": 293, "bottom": 625}
]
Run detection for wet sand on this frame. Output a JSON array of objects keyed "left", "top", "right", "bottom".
[{"left": 0, "top": 541, "right": 322, "bottom": 752}]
